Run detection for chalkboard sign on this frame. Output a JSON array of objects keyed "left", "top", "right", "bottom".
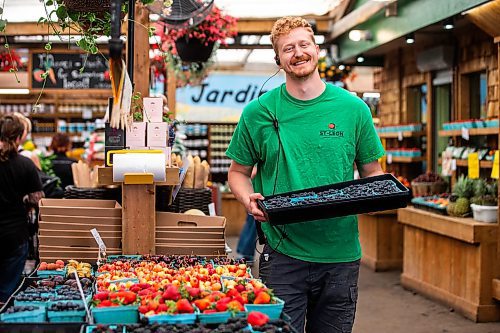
[{"left": 31, "top": 52, "right": 111, "bottom": 90}]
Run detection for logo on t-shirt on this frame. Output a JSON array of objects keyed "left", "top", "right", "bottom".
[{"left": 320, "top": 123, "right": 344, "bottom": 137}]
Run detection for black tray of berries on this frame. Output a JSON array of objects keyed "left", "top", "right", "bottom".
[{"left": 257, "top": 174, "right": 410, "bottom": 225}]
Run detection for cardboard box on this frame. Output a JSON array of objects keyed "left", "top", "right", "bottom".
[
  {"left": 147, "top": 122, "right": 168, "bottom": 147},
  {"left": 155, "top": 237, "right": 225, "bottom": 246},
  {"left": 156, "top": 229, "right": 224, "bottom": 240},
  {"left": 39, "top": 235, "right": 122, "bottom": 248},
  {"left": 156, "top": 212, "right": 226, "bottom": 228},
  {"left": 126, "top": 122, "right": 147, "bottom": 147},
  {"left": 40, "top": 221, "right": 122, "bottom": 232},
  {"left": 39, "top": 199, "right": 122, "bottom": 218},
  {"left": 156, "top": 244, "right": 226, "bottom": 256},
  {"left": 39, "top": 214, "right": 122, "bottom": 226},
  {"left": 39, "top": 245, "right": 121, "bottom": 263},
  {"left": 143, "top": 97, "right": 163, "bottom": 122},
  {"left": 39, "top": 229, "right": 122, "bottom": 238}
]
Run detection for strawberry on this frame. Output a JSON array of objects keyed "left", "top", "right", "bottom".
[
  {"left": 226, "top": 289, "right": 240, "bottom": 298},
  {"left": 99, "top": 299, "right": 112, "bottom": 307},
  {"left": 163, "top": 285, "right": 181, "bottom": 301},
  {"left": 226, "top": 300, "right": 244, "bottom": 312},
  {"left": 157, "top": 303, "right": 168, "bottom": 313},
  {"left": 215, "top": 300, "right": 228, "bottom": 312},
  {"left": 203, "top": 309, "right": 217, "bottom": 314},
  {"left": 176, "top": 298, "right": 194, "bottom": 313},
  {"left": 254, "top": 291, "right": 271, "bottom": 304},
  {"left": 138, "top": 305, "right": 149, "bottom": 314},
  {"left": 187, "top": 287, "right": 200, "bottom": 299},
  {"left": 193, "top": 298, "right": 211, "bottom": 311},
  {"left": 235, "top": 284, "right": 246, "bottom": 293},
  {"left": 123, "top": 291, "right": 137, "bottom": 304},
  {"left": 94, "top": 292, "right": 109, "bottom": 301},
  {"left": 247, "top": 311, "right": 270, "bottom": 326}
]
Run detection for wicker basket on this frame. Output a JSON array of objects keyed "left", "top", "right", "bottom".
[
  {"left": 63, "top": 0, "right": 110, "bottom": 13},
  {"left": 157, "top": 188, "right": 213, "bottom": 214},
  {"left": 64, "top": 185, "right": 121, "bottom": 203},
  {"left": 410, "top": 181, "right": 448, "bottom": 197}
]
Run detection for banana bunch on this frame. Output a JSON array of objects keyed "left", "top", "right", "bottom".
[{"left": 66, "top": 260, "right": 92, "bottom": 278}]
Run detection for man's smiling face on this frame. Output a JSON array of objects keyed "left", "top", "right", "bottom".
[{"left": 276, "top": 27, "right": 319, "bottom": 80}]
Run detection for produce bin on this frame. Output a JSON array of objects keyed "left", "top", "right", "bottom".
[{"left": 258, "top": 174, "right": 410, "bottom": 225}]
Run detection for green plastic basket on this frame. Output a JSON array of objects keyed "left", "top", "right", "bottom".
[
  {"left": 47, "top": 309, "right": 86, "bottom": 322},
  {"left": 197, "top": 311, "right": 231, "bottom": 324},
  {"left": 244, "top": 297, "right": 285, "bottom": 320},
  {"left": 92, "top": 305, "right": 139, "bottom": 324},
  {"left": 0, "top": 306, "right": 46, "bottom": 323}
]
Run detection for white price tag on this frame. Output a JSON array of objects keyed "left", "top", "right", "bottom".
[
  {"left": 451, "top": 159, "right": 457, "bottom": 171},
  {"left": 461, "top": 127, "right": 469, "bottom": 140},
  {"left": 387, "top": 154, "right": 393, "bottom": 164},
  {"left": 397, "top": 131, "right": 403, "bottom": 141},
  {"left": 90, "top": 228, "right": 106, "bottom": 254},
  {"left": 82, "top": 109, "right": 93, "bottom": 120},
  {"left": 208, "top": 203, "right": 216, "bottom": 216}
]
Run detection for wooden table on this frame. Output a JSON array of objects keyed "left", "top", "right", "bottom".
[
  {"left": 358, "top": 210, "right": 403, "bottom": 271},
  {"left": 221, "top": 193, "right": 247, "bottom": 237},
  {"left": 398, "top": 207, "right": 499, "bottom": 322}
]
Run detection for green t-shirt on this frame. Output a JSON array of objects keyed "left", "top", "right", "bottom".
[{"left": 226, "top": 83, "right": 385, "bottom": 263}]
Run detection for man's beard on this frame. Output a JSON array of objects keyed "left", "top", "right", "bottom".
[{"left": 286, "top": 56, "right": 317, "bottom": 80}]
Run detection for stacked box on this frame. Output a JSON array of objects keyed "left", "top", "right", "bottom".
[
  {"left": 155, "top": 212, "right": 226, "bottom": 257},
  {"left": 38, "top": 199, "right": 122, "bottom": 263}
]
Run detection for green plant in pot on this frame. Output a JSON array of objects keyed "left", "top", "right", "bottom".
[
  {"left": 447, "top": 175, "right": 474, "bottom": 217},
  {"left": 470, "top": 179, "right": 498, "bottom": 222}
]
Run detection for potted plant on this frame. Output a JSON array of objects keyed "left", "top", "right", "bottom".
[{"left": 470, "top": 179, "right": 498, "bottom": 223}]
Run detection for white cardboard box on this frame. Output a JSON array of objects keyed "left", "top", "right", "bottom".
[
  {"left": 143, "top": 97, "right": 163, "bottom": 122},
  {"left": 147, "top": 122, "right": 168, "bottom": 147}
]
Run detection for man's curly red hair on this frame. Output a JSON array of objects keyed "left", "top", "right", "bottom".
[{"left": 270, "top": 16, "right": 314, "bottom": 54}]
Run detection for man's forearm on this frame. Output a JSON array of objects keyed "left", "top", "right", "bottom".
[{"left": 228, "top": 170, "right": 254, "bottom": 209}]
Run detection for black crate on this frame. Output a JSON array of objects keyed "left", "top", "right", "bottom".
[{"left": 257, "top": 174, "right": 410, "bottom": 225}]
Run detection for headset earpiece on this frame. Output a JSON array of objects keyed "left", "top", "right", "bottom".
[{"left": 275, "top": 55, "right": 280, "bottom": 66}]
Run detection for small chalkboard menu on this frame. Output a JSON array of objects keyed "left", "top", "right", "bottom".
[{"left": 31, "top": 52, "right": 111, "bottom": 90}]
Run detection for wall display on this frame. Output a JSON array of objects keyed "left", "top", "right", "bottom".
[
  {"left": 30, "top": 52, "right": 111, "bottom": 90},
  {"left": 176, "top": 71, "right": 284, "bottom": 123}
]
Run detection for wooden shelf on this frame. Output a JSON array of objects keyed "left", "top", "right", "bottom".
[
  {"left": 378, "top": 130, "right": 425, "bottom": 138},
  {"left": 438, "top": 158, "right": 493, "bottom": 169},
  {"left": 32, "top": 132, "right": 87, "bottom": 137},
  {"left": 438, "top": 127, "right": 499, "bottom": 137},
  {"left": 398, "top": 206, "right": 497, "bottom": 244},
  {"left": 389, "top": 156, "right": 425, "bottom": 163},
  {"left": 31, "top": 112, "right": 106, "bottom": 119}
]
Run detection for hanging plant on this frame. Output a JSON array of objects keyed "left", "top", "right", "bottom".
[{"left": 153, "top": 5, "right": 237, "bottom": 87}]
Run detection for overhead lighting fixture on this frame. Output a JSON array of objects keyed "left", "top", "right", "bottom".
[
  {"left": 356, "top": 55, "right": 365, "bottom": 63},
  {"left": 338, "top": 64, "right": 345, "bottom": 70},
  {"left": 348, "top": 30, "right": 373, "bottom": 42},
  {"left": 443, "top": 18, "right": 454, "bottom": 30},
  {"left": 406, "top": 33, "right": 415, "bottom": 44}
]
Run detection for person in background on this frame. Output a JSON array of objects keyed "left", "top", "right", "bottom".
[
  {"left": 49, "top": 133, "right": 77, "bottom": 189},
  {"left": 226, "top": 17, "right": 384, "bottom": 333},
  {"left": 0, "top": 115, "right": 43, "bottom": 302},
  {"left": 12, "top": 112, "right": 41, "bottom": 170}
]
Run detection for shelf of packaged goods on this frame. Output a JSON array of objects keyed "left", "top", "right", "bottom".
[
  {"left": 438, "top": 127, "right": 499, "bottom": 137},
  {"left": 32, "top": 132, "right": 86, "bottom": 137},
  {"left": 378, "top": 130, "right": 426, "bottom": 139},
  {"left": 30, "top": 112, "right": 106, "bottom": 119},
  {"left": 438, "top": 158, "right": 494, "bottom": 169},
  {"left": 389, "top": 156, "right": 425, "bottom": 163}
]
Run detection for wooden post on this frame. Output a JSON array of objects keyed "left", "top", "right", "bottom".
[
  {"left": 132, "top": 2, "right": 150, "bottom": 98},
  {"left": 122, "top": 184, "right": 156, "bottom": 254},
  {"left": 167, "top": 68, "right": 177, "bottom": 117},
  {"left": 425, "top": 72, "right": 433, "bottom": 172}
]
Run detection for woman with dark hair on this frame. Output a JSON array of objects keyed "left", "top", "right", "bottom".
[
  {"left": 0, "top": 115, "right": 43, "bottom": 302},
  {"left": 49, "top": 132, "right": 77, "bottom": 189}
]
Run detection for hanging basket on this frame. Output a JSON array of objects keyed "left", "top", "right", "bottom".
[
  {"left": 63, "top": 0, "right": 110, "bottom": 13},
  {"left": 175, "top": 37, "right": 215, "bottom": 63}
]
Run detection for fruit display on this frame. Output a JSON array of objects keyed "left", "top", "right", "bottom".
[
  {"left": 1, "top": 255, "right": 291, "bottom": 330},
  {"left": 411, "top": 194, "right": 449, "bottom": 215},
  {"left": 38, "top": 260, "right": 65, "bottom": 271},
  {"left": 411, "top": 172, "right": 448, "bottom": 197},
  {"left": 447, "top": 175, "right": 474, "bottom": 217}
]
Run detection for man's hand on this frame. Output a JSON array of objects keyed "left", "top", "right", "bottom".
[{"left": 247, "top": 193, "right": 266, "bottom": 222}]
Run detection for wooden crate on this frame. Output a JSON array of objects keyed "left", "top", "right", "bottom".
[
  {"left": 358, "top": 210, "right": 403, "bottom": 271},
  {"left": 398, "top": 207, "right": 500, "bottom": 322}
]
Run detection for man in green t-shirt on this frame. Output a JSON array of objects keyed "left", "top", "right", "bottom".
[{"left": 226, "top": 16, "right": 385, "bottom": 333}]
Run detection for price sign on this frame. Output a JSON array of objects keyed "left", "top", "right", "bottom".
[
  {"left": 491, "top": 151, "right": 499, "bottom": 179},
  {"left": 468, "top": 152, "right": 479, "bottom": 179},
  {"left": 461, "top": 127, "right": 470, "bottom": 141},
  {"left": 90, "top": 228, "right": 106, "bottom": 254},
  {"left": 387, "top": 153, "right": 392, "bottom": 164}
]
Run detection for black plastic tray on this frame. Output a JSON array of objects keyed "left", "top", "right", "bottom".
[{"left": 257, "top": 174, "right": 410, "bottom": 225}]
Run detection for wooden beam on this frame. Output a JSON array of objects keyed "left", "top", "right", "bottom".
[
  {"left": 132, "top": 3, "right": 150, "bottom": 98},
  {"left": 464, "top": 0, "right": 500, "bottom": 38},
  {"left": 236, "top": 17, "right": 331, "bottom": 35},
  {"left": 328, "top": 0, "right": 397, "bottom": 41}
]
